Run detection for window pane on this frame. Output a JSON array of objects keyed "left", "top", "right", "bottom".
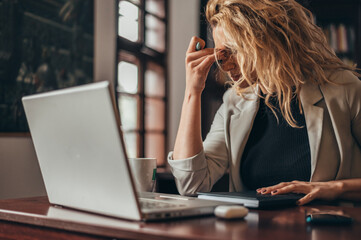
[
  {"left": 118, "top": 0, "right": 139, "bottom": 42},
  {"left": 146, "top": 0, "right": 165, "bottom": 18},
  {"left": 145, "top": 62, "right": 165, "bottom": 97},
  {"left": 145, "top": 133, "right": 165, "bottom": 165},
  {"left": 145, "top": 98, "right": 165, "bottom": 131},
  {"left": 118, "top": 61, "right": 138, "bottom": 93},
  {"left": 145, "top": 14, "right": 165, "bottom": 52},
  {"left": 123, "top": 132, "right": 139, "bottom": 158},
  {"left": 118, "top": 94, "right": 139, "bottom": 131}
]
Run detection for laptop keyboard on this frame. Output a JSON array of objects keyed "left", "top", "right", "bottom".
[{"left": 139, "top": 199, "right": 186, "bottom": 210}]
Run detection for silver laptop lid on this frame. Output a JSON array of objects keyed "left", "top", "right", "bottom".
[{"left": 22, "top": 81, "right": 142, "bottom": 220}]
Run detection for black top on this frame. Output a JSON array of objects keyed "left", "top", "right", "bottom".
[{"left": 240, "top": 95, "right": 311, "bottom": 190}]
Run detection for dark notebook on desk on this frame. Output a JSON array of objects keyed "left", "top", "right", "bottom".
[{"left": 197, "top": 191, "right": 304, "bottom": 208}]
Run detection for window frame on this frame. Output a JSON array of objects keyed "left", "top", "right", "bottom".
[{"left": 117, "top": 0, "right": 169, "bottom": 166}]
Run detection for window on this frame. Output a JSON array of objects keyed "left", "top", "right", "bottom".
[{"left": 117, "top": 0, "right": 168, "bottom": 166}]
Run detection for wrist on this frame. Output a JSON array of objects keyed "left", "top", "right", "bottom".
[
  {"left": 184, "top": 89, "right": 202, "bottom": 101},
  {"left": 333, "top": 181, "right": 346, "bottom": 196}
]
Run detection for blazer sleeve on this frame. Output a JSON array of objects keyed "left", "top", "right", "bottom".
[{"left": 168, "top": 98, "right": 230, "bottom": 196}]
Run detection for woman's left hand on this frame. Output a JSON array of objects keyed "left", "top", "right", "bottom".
[{"left": 256, "top": 181, "right": 344, "bottom": 205}]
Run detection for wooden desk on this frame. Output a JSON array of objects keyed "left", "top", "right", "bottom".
[{"left": 0, "top": 197, "right": 360, "bottom": 240}]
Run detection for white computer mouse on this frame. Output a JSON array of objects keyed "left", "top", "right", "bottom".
[{"left": 214, "top": 205, "right": 249, "bottom": 219}]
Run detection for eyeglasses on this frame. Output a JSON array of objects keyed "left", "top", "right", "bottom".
[{"left": 215, "top": 48, "right": 235, "bottom": 69}]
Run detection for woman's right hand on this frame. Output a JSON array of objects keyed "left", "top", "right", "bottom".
[
  {"left": 173, "top": 37, "right": 215, "bottom": 160},
  {"left": 185, "top": 37, "right": 216, "bottom": 95}
]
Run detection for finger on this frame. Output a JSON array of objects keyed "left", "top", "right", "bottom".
[
  {"left": 196, "top": 54, "right": 216, "bottom": 72},
  {"left": 215, "top": 49, "right": 231, "bottom": 60},
  {"left": 262, "top": 187, "right": 275, "bottom": 194},
  {"left": 258, "top": 187, "right": 277, "bottom": 194},
  {"left": 271, "top": 184, "right": 305, "bottom": 195},
  {"left": 187, "top": 55, "right": 210, "bottom": 69},
  {"left": 257, "top": 182, "right": 292, "bottom": 194},
  {"left": 187, "top": 36, "right": 205, "bottom": 53},
  {"left": 297, "top": 191, "right": 317, "bottom": 205},
  {"left": 267, "top": 181, "right": 311, "bottom": 195},
  {"left": 186, "top": 48, "right": 215, "bottom": 63}
]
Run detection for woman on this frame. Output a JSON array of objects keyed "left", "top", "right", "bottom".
[{"left": 168, "top": 0, "right": 361, "bottom": 205}]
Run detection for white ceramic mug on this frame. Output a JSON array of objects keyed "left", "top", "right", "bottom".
[{"left": 129, "top": 158, "right": 157, "bottom": 192}]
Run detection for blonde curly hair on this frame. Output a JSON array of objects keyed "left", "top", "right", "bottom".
[{"left": 206, "top": 0, "right": 358, "bottom": 127}]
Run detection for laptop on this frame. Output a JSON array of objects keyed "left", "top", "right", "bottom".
[{"left": 22, "top": 81, "right": 229, "bottom": 221}]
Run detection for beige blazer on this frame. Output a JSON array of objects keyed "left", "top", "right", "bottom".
[{"left": 168, "top": 70, "right": 361, "bottom": 196}]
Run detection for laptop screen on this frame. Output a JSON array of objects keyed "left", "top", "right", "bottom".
[{"left": 22, "top": 82, "right": 142, "bottom": 220}]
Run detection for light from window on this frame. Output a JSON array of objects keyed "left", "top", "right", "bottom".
[
  {"left": 123, "top": 132, "right": 138, "bottom": 158},
  {"left": 117, "top": 61, "right": 138, "bottom": 93},
  {"left": 118, "top": 95, "right": 138, "bottom": 131},
  {"left": 146, "top": 0, "right": 165, "bottom": 18},
  {"left": 145, "top": 133, "right": 165, "bottom": 165},
  {"left": 145, "top": 14, "right": 165, "bottom": 52},
  {"left": 145, "top": 98, "right": 165, "bottom": 131},
  {"left": 118, "top": 1, "right": 139, "bottom": 42},
  {"left": 145, "top": 62, "right": 165, "bottom": 97}
]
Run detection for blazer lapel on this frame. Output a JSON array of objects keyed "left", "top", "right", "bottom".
[
  {"left": 228, "top": 87, "right": 259, "bottom": 191},
  {"left": 299, "top": 81, "right": 324, "bottom": 179}
]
